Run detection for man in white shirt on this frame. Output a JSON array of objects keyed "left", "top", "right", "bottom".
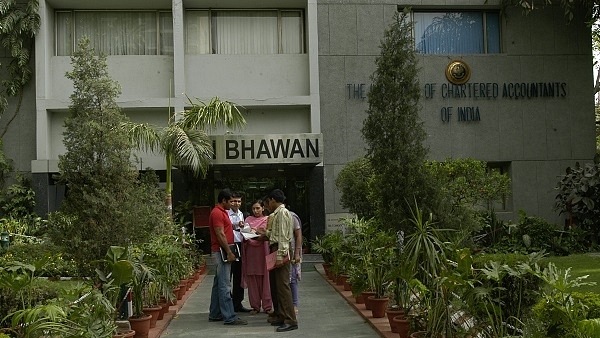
[{"left": 228, "top": 191, "right": 251, "bottom": 312}]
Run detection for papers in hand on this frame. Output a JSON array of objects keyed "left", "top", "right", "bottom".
[{"left": 242, "top": 232, "right": 259, "bottom": 240}]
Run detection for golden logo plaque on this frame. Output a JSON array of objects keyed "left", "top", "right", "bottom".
[{"left": 445, "top": 60, "right": 470, "bottom": 85}]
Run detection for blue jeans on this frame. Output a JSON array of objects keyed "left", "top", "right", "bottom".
[
  {"left": 209, "top": 251, "right": 238, "bottom": 323},
  {"left": 290, "top": 265, "right": 299, "bottom": 307}
]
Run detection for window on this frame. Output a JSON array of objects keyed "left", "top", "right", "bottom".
[
  {"left": 56, "top": 11, "right": 173, "bottom": 56},
  {"left": 185, "top": 9, "right": 304, "bottom": 55},
  {"left": 413, "top": 11, "right": 500, "bottom": 54}
]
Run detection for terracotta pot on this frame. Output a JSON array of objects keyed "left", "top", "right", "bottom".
[
  {"left": 341, "top": 275, "right": 351, "bottom": 291},
  {"left": 128, "top": 314, "right": 152, "bottom": 338},
  {"left": 368, "top": 296, "right": 389, "bottom": 318},
  {"left": 355, "top": 295, "right": 365, "bottom": 304},
  {"left": 113, "top": 329, "right": 135, "bottom": 338},
  {"left": 386, "top": 308, "right": 405, "bottom": 333},
  {"left": 410, "top": 331, "right": 427, "bottom": 338},
  {"left": 158, "top": 301, "right": 169, "bottom": 320},
  {"left": 322, "top": 263, "right": 331, "bottom": 276},
  {"left": 179, "top": 279, "right": 189, "bottom": 292},
  {"left": 393, "top": 315, "right": 411, "bottom": 338},
  {"left": 362, "top": 291, "right": 376, "bottom": 310},
  {"left": 177, "top": 284, "right": 186, "bottom": 300},
  {"left": 142, "top": 306, "right": 161, "bottom": 328},
  {"left": 171, "top": 287, "right": 180, "bottom": 304}
]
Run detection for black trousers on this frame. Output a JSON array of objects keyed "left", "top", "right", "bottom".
[{"left": 231, "top": 243, "right": 244, "bottom": 308}]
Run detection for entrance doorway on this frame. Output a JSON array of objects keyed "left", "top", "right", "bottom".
[{"left": 183, "top": 165, "right": 313, "bottom": 255}]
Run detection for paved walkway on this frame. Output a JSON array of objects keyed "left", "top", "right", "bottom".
[{"left": 154, "top": 264, "right": 388, "bottom": 338}]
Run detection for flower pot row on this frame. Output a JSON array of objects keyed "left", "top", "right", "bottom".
[
  {"left": 128, "top": 266, "right": 206, "bottom": 338},
  {"left": 323, "top": 263, "right": 412, "bottom": 336}
]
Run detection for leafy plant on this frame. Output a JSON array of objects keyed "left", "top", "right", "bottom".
[
  {"left": 3, "top": 304, "right": 76, "bottom": 338},
  {"left": 59, "top": 283, "right": 117, "bottom": 338},
  {"left": 555, "top": 159, "right": 600, "bottom": 244},
  {"left": 403, "top": 200, "right": 449, "bottom": 288},
  {"left": 0, "top": 273, "right": 61, "bottom": 329},
  {"left": 531, "top": 262, "right": 597, "bottom": 337},
  {"left": 0, "top": 0, "right": 40, "bottom": 139},
  {"left": 364, "top": 230, "right": 395, "bottom": 299},
  {"left": 311, "top": 231, "right": 342, "bottom": 265},
  {"left": 0, "top": 259, "right": 49, "bottom": 310},
  {"left": 334, "top": 157, "right": 376, "bottom": 219},
  {"left": 341, "top": 218, "right": 379, "bottom": 297},
  {"left": 130, "top": 254, "right": 157, "bottom": 318},
  {"left": 0, "top": 243, "right": 79, "bottom": 277},
  {"left": 0, "top": 173, "right": 38, "bottom": 221},
  {"left": 425, "top": 158, "right": 511, "bottom": 211}
]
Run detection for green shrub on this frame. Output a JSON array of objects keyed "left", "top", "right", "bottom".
[
  {"left": 0, "top": 278, "right": 61, "bottom": 328},
  {"left": 555, "top": 159, "right": 600, "bottom": 244},
  {"left": 334, "top": 156, "right": 376, "bottom": 219},
  {"left": 484, "top": 210, "right": 587, "bottom": 255},
  {"left": 0, "top": 242, "right": 81, "bottom": 277},
  {"left": 472, "top": 252, "right": 544, "bottom": 321},
  {"left": 573, "top": 292, "right": 600, "bottom": 319}
]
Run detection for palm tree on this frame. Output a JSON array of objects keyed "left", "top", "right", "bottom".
[{"left": 126, "top": 96, "right": 246, "bottom": 211}]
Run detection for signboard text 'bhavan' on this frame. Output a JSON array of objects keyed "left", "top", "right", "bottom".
[{"left": 211, "top": 134, "right": 323, "bottom": 165}]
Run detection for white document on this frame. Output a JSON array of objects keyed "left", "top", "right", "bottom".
[{"left": 242, "top": 232, "right": 259, "bottom": 240}]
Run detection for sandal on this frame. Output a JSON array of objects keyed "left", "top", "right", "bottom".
[{"left": 250, "top": 309, "right": 259, "bottom": 315}]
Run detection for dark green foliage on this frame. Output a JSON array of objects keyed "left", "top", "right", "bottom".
[
  {"left": 532, "top": 292, "right": 586, "bottom": 337},
  {"left": 481, "top": 210, "right": 588, "bottom": 255},
  {"left": 555, "top": 159, "right": 600, "bottom": 245},
  {"left": 472, "top": 252, "right": 544, "bottom": 320},
  {"left": 0, "top": 173, "right": 36, "bottom": 219},
  {"left": 0, "top": 0, "right": 40, "bottom": 138},
  {"left": 0, "top": 278, "right": 61, "bottom": 329},
  {"left": 361, "top": 11, "right": 438, "bottom": 229},
  {"left": 0, "top": 140, "right": 13, "bottom": 187},
  {"left": 334, "top": 156, "right": 376, "bottom": 219},
  {"left": 424, "top": 158, "right": 511, "bottom": 238},
  {"left": 0, "top": 243, "right": 80, "bottom": 277},
  {"left": 424, "top": 158, "right": 511, "bottom": 210},
  {"left": 47, "top": 38, "right": 169, "bottom": 272},
  {"left": 573, "top": 292, "right": 600, "bottom": 319}
]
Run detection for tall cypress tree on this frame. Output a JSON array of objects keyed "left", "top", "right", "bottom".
[
  {"left": 51, "top": 37, "right": 165, "bottom": 267},
  {"left": 361, "top": 11, "right": 436, "bottom": 228}
]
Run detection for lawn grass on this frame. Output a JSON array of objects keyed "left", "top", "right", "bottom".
[{"left": 543, "top": 253, "right": 600, "bottom": 294}]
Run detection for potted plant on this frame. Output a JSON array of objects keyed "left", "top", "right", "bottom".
[
  {"left": 312, "top": 231, "right": 344, "bottom": 279},
  {"left": 143, "top": 281, "right": 162, "bottom": 328},
  {"left": 94, "top": 246, "right": 137, "bottom": 336},
  {"left": 402, "top": 200, "right": 474, "bottom": 337},
  {"left": 364, "top": 230, "right": 395, "bottom": 318},
  {"left": 142, "top": 235, "right": 189, "bottom": 305},
  {"left": 63, "top": 284, "right": 120, "bottom": 338},
  {"left": 128, "top": 250, "right": 157, "bottom": 338}
]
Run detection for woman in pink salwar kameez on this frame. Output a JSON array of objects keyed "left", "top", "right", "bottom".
[{"left": 241, "top": 200, "right": 273, "bottom": 314}]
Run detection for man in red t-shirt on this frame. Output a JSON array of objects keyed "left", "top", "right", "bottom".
[{"left": 208, "top": 189, "right": 248, "bottom": 325}]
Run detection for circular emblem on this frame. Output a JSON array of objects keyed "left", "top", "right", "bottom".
[{"left": 445, "top": 60, "right": 470, "bottom": 85}]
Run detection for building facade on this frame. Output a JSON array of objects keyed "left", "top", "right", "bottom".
[{"left": 0, "top": 0, "right": 594, "bottom": 241}]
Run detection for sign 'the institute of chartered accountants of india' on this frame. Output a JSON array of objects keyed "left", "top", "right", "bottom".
[{"left": 210, "top": 133, "right": 323, "bottom": 165}]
